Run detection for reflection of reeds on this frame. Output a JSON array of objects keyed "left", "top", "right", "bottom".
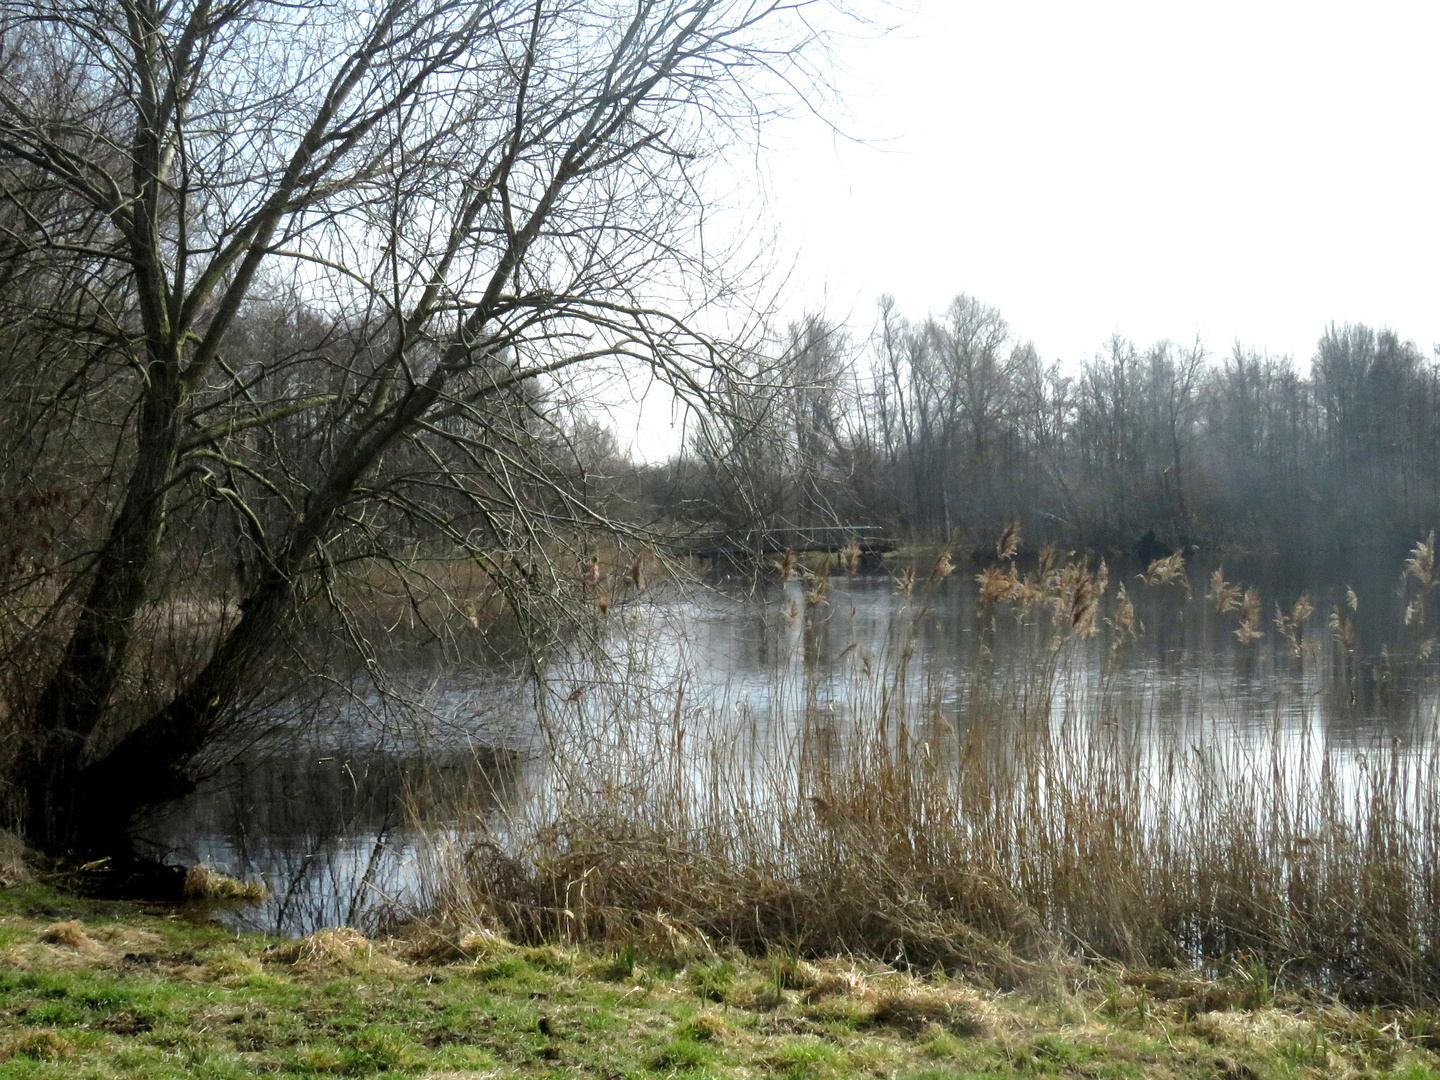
[
  {"left": 421, "top": 634, "right": 1440, "bottom": 1001},
  {"left": 415, "top": 536, "right": 1440, "bottom": 1003}
]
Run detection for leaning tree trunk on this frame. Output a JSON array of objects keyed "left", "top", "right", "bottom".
[
  {"left": 65, "top": 558, "right": 303, "bottom": 861},
  {"left": 22, "top": 354, "right": 184, "bottom": 856},
  {"left": 33, "top": 376, "right": 438, "bottom": 863}
]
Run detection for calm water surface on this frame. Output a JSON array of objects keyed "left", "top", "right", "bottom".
[{"left": 150, "top": 560, "right": 1440, "bottom": 934}]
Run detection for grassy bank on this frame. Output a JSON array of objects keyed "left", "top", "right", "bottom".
[{"left": 3, "top": 880, "right": 1440, "bottom": 1079}]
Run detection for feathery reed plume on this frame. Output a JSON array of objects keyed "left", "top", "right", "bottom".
[
  {"left": 1107, "top": 583, "right": 1140, "bottom": 650},
  {"left": 1139, "top": 551, "right": 1191, "bottom": 596},
  {"left": 1037, "top": 544, "right": 1058, "bottom": 578},
  {"left": 926, "top": 549, "right": 954, "bottom": 590},
  {"left": 1207, "top": 568, "right": 1241, "bottom": 614},
  {"left": 840, "top": 539, "right": 861, "bottom": 576},
  {"left": 1052, "top": 558, "right": 1103, "bottom": 639},
  {"left": 1403, "top": 532, "right": 1437, "bottom": 630},
  {"left": 1273, "top": 595, "right": 1314, "bottom": 657},
  {"left": 976, "top": 565, "right": 1018, "bottom": 608},
  {"left": 1234, "top": 588, "right": 1263, "bottom": 643},
  {"left": 774, "top": 548, "right": 797, "bottom": 582},
  {"left": 975, "top": 556, "right": 1050, "bottom": 627},
  {"left": 1405, "top": 531, "right": 1437, "bottom": 589},
  {"left": 805, "top": 555, "right": 831, "bottom": 608},
  {"left": 805, "top": 579, "right": 829, "bottom": 609},
  {"left": 784, "top": 599, "right": 799, "bottom": 627},
  {"left": 997, "top": 520, "right": 1020, "bottom": 561},
  {"left": 894, "top": 564, "right": 915, "bottom": 596}
]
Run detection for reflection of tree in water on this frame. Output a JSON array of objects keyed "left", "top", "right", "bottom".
[{"left": 146, "top": 744, "right": 517, "bottom": 937}]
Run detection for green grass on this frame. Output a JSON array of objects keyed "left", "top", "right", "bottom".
[{"left": 1, "top": 880, "right": 1440, "bottom": 1079}]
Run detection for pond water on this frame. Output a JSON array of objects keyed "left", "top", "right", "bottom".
[{"left": 148, "top": 554, "right": 1440, "bottom": 935}]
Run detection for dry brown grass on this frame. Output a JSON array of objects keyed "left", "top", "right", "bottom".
[
  {"left": 804, "top": 971, "right": 864, "bottom": 1002},
  {"left": 269, "top": 926, "right": 373, "bottom": 967},
  {"left": 2, "top": 1030, "right": 71, "bottom": 1063},
  {"left": 38, "top": 921, "right": 95, "bottom": 949},
  {"left": 418, "top": 600, "right": 1440, "bottom": 1006},
  {"left": 871, "top": 986, "right": 988, "bottom": 1036},
  {"left": 395, "top": 921, "right": 513, "bottom": 964},
  {"left": 182, "top": 864, "right": 266, "bottom": 902},
  {"left": 400, "top": 536, "right": 1440, "bottom": 1005}
]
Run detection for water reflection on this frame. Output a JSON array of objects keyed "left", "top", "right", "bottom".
[
  {"left": 150, "top": 559, "right": 1438, "bottom": 936},
  {"left": 147, "top": 743, "right": 520, "bottom": 936}
]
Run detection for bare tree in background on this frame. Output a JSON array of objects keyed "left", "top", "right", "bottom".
[
  {"left": 0, "top": 0, "right": 838, "bottom": 865},
  {"left": 688, "top": 313, "right": 852, "bottom": 536}
]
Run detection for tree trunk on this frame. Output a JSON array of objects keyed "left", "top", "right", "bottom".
[
  {"left": 23, "top": 355, "right": 183, "bottom": 855},
  {"left": 35, "top": 383, "right": 423, "bottom": 861}
]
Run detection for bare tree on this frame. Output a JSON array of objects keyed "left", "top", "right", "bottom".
[{"left": 0, "top": 0, "right": 835, "bottom": 863}]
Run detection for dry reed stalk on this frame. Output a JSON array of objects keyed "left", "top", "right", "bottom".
[
  {"left": 1139, "top": 551, "right": 1191, "bottom": 596},
  {"left": 412, "top": 545, "right": 1440, "bottom": 1005},
  {"left": 1235, "top": 588, "right": 1264, "bottom": 643},
  {"left": 805, "top": 555, "right": 831, "bottom": 608},
  {"left": 1208, "top": 568, "right": 1242, "bottom": 614},
  {"left": 774, "top": 549, "right": 796, "bottom": 582},
  {"left": 894, "top": 565, "right": 915, "bottom": 595},
  {"left": 1406, "top": 532, "right": 1437, "bottom": 590},
  {"left": 926, "top": 549, "right": 954, "bottom": 589},
  {"left": 1107, "top": 583, "right": 1139, "bottom": 650},
  {"left": 1329, "top": 605, "right": 1357, "bottom": 652},
  {"left": 997, "top": 521, "right": 1021, "bottom": 562},
  {"left": 1273, "top": 595, "right": 1315, "bottom": 657}
]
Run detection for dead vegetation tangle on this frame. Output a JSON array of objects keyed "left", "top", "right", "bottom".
[{"left": 416, "top": 545, "right": 1440, "bottom": 1006}]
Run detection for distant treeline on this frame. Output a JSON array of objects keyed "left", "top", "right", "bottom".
[{"left": 638, "top": 296, "right": 1440, "bottom": 562}]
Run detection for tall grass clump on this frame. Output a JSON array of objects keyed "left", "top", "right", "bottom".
[{"left": 418, "top": 546, "right": 1440, "bottom": 1004}]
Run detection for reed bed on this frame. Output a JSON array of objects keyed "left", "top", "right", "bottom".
[{"left": 417, "top": 549, "right": 1440, "bottom": 1005}]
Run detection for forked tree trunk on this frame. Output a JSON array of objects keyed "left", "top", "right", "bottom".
[
  {"left": 25, "top": 384, "right": 422, "bottom": 863},
  {"left": 23, "top": 356, "right": 184, "bottom": 857}
]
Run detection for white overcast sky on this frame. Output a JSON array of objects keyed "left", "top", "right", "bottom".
[{"left": 618, "top": 0, "right": 1440, "bottom": 458}]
